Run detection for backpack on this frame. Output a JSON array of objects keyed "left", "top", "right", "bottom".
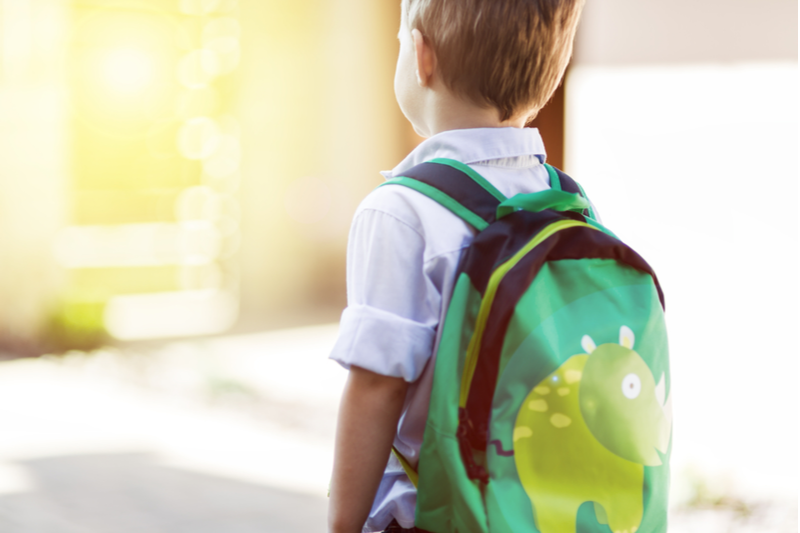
[{"left": 384, "top": 158, "right": 672, "bottom": 533}]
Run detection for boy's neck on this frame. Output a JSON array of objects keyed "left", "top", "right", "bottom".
[{"left": 417, "top": 86, "right": 528, "bottom": 137}]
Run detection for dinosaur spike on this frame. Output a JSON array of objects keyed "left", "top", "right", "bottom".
[
  {"left": 619, "top": 325, "right": 635, "bottom": 349},
  {"left": 581, "top": 335, "right": 596, "bottom": 354},
  {"left": 657, "top": 389, "right": 674, "bottom": 454},
  {"left": 663, "top": 390, "right": 673, "bottom": 429},
  {"left": 655, "top": 373, "right": 666, "bottom": 407}
]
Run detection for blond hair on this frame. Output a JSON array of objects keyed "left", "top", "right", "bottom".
[{"left": 402, "top": 0, "right": 584, "bottom": 121}]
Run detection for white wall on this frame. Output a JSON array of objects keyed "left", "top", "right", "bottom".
[
  {"left": 237, "top": 0, "right": 404, "bottom": 318},
  {"left": 0, "top": 87, "right": 68, "bottom": 340},
  {"left": 574, "top": 0, "right": 797, "bottom": 65},
  {"left": 0, "top": 0, "right": 68, "bottom": 341},
  {"left": 565, "top": 61, "right": 798, "bottom": 502},
  {"left": 567, "top": 0, "right": 798, "bottom": 503}
]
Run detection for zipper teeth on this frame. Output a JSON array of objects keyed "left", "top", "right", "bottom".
[{"left": 458, "top": 220, "right": 598, "bottom": 408}]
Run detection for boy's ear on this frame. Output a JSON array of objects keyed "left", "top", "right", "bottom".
[{"left": 412, "top": 29, "right": 435, "bottom": 87}]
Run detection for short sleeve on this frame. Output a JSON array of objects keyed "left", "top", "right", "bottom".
[{"left": 329, "top": 204, "right": 441, "bottom": 382}]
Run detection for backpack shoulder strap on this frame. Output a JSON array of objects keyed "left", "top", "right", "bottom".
[
  {"left": 382, "top": 158, "right": 596, "bottom": 227},
  {"left": 381, "top": 158, "right": 506, "bottom": 232},
  {"left": 544, "top": 163, "right": 596, "bottom": 220}
]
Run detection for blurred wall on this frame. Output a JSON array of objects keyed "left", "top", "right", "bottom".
[
  {"left": 61, "top": 0, "right": 245, "bottom": 343},
  {"left": 5, "top": 0, "right": 791, "bottom": 346},
  {"left": 0, "top": 0, "right": 68, "bottom": 348},
  {"left": 237, "top": 0, "right": 405, "bottom": 325},
  {"left": 574, "top": 0, "right": 797, "bottom": 65},
  {"left": 0, "top": 0, "right": 407, "bottom": 348},
  {"left": 566, "top": 0, "right": 798, "bottom": 501}
]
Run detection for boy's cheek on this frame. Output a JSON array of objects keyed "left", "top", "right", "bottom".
[{"left": 394, "top": 63, "right": 419, "bottom": 123}]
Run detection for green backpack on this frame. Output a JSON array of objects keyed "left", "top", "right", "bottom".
[{"left": 384, "top": 158, "right": 672, "bottom": 533}]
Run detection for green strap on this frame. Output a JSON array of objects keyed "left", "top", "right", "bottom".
[
  {"left": 574, "top": 180, "right": 597, "bottom": 220},
  {"left": 428, "top": 158, "right": 507, "bottom": 202},
  {"left": 544, "top": 163, "right": 599, "bottom": 220},
  {"left": 544, "top": 163, "right": 562, "bottom": 191},
  {"left": 392, "top": 446, "right": 419, "bottom": 488},
  {"left": 496, "top": 189, "right": 590, "bottom": 219},
  {"left": 381, "top": 177, "right": 490, "bottom": 231},
  {"left": 383, "top": 160, "right": 596, "bottom": 231}
]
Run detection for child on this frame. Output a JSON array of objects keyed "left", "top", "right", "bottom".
[{"left": 328, "top": 1, "right": 585, "bottom": 532}]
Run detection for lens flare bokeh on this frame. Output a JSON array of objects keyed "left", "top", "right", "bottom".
[{"left": 63, "top": 1, "right": 243, "bottom": 341}]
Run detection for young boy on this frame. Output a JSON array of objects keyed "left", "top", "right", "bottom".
[{"left": 328, "top": 1, "right": 585, "bottom": 532}]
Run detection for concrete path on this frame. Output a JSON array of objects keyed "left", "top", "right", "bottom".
[
  {"left": 0, "top": 325, "right": 344, "bottom": 533},
  {"left": 0, "top": 324, "right": 794, "bottom": 532}
]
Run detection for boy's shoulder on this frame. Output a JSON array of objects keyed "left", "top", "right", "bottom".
[
  {"left": 352, "top": 177, "right": 477, "bottom": 254},
  {"left": 355, "top": 179, "right": 456, "bottom": 232}
]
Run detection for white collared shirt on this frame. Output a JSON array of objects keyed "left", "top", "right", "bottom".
[{"left": 330, "top": 127, "right": 556, "bottom": 532}]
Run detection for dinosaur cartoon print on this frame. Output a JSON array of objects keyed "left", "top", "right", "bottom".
[{"left": 513, "top": 326, "right": 672, "bottom": 533}]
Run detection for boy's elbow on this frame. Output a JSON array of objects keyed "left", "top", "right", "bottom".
[{"left": 348, "top": 365, "right": 409, "bottom": 402}]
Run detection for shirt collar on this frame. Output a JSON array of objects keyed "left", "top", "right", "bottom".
[{"left": 381, "top": 127, "right": 547, "bottom": 180}]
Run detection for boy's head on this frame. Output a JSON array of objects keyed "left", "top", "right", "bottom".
[{"left": 399, "top": 0, "right": 584, "bottom": 124}]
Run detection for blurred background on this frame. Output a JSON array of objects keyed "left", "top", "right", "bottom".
[{"left": 0, "top": 0, "right": 796, "bottom": 531}]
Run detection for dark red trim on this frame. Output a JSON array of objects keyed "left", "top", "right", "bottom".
[{"left": 461, "top": 221, "right": 664, "bottom": 455}]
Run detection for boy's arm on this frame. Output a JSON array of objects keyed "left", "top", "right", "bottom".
[{"left": 328, "top": 365, "right": 409, "bottom": 533}]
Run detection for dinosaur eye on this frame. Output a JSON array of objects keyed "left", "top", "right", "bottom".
[{"left": 621, "top": 373, "right": 641, "bottom": 399}]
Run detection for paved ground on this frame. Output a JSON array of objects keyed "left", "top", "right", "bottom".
[
  {"left": 0, "top": 455, "right": 326, "bottom": 533},
  {"left": 0, "top": 324, "right": 794, "bottom": 532},
  {"left": 0, "top": 325, "right": 344, "bottom": 533}
]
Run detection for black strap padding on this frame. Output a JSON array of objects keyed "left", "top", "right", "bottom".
[
  {"left": 397, "top": 162, "right": 501, "bottom": 226},
  {"left": 461, "top": 220, "right": 665, "bottom": 453},
  {"left": 456, "top": 210, "right": 585, "bottom": 297}
]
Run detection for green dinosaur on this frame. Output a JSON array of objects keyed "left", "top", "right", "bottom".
[{"left": 513, "top": 326, "right": 672, "bottom": 533}]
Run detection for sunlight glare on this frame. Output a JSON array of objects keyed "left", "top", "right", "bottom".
[
  {"left": 104, "top": 289, "right": 238, "bottom": 340},
  {"left": 178, "top": 117, "right": 221, "bottom": 159},
  {"left": 101, "top": 47, "right": 156, "bottom": 94}
]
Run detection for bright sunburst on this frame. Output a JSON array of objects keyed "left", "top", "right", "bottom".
[{"left": 100, "top": 47, "right": 156, "bottom": 94}]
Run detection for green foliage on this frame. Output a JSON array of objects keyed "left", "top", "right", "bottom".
[
  {"left": 40, "top": 300, "right": 110, "bottom": 353},
  {"left": 683, "top": 470, "right": 753, "bottom": 518}
]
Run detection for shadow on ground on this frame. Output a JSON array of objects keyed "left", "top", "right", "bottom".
[{"left": 0, "top": 453, "right": 327, "bottom": 533}]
